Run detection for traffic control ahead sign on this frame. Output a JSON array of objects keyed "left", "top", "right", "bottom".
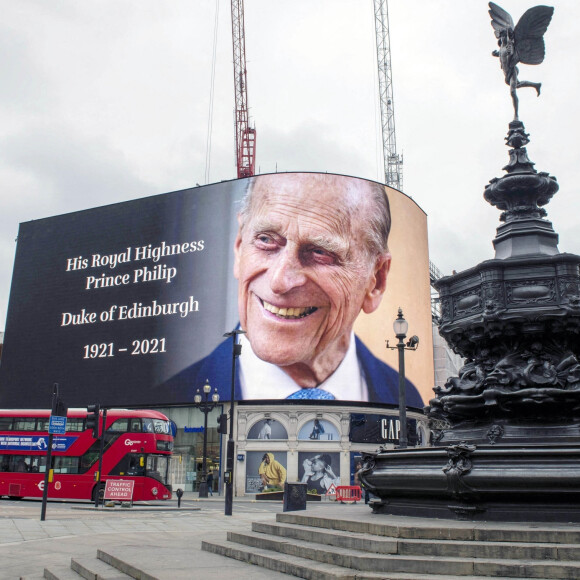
[{"left": 104, "top": 480, "right": 135, "bottom": 502}]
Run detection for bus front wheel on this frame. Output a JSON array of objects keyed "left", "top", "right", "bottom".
[{"left": 91, "top": 484, "right": 105, "bottom": 503}]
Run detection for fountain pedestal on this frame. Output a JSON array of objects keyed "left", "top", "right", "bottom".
[{"left": 361, "top": 121, "right": 580, "bottom": 522}]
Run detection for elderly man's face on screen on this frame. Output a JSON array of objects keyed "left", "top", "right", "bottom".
[{"left": 233, "top": 174, "right": 391, "bottom": 383}]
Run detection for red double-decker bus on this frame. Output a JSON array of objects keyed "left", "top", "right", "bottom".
[{"left": 0, "top": 409, "right": 173, "bottom": 501}]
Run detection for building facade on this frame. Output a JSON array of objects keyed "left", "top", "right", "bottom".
[{"left": 158, "top": 402, "right": 429, "bottom": 495}]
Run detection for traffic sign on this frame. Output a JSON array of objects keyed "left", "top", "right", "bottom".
[
  {"left": 48, "top": 415, "right": 67, "bottom": 435},
  {"left": 104, "top": 480, "right": 135, "bottom": 502},
  {"left": 326, "top": 483, "right": 337, "bottom": 496}
]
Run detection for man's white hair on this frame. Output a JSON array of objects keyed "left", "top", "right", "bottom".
[{"left": 238, "top": 174, "right": 391, "bottom": 257}]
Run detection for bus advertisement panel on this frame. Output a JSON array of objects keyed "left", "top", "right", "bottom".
[
  {"left": 0, "top": 173, "right": 432, "bottom": 408},
  {"left": 0, "top": 409, "right": 173, "bottom": 501}
]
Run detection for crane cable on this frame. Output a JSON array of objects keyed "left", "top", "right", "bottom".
[{"left": 204, "top": 0, "right": 220, "bottom": 184}]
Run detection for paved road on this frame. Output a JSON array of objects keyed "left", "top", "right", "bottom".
[{"left": 0, "top": 494, "right": 343, "bottom": 579}]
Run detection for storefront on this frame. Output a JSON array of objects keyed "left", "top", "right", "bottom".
[
  {"left": 159, "top": 402, "right": 429, "bottom": 496},
  {"left": 156, "top": 406, "right": 223, "bottom": 493}
]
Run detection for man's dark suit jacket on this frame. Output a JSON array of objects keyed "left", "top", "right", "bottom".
[{"left": 167, "top": 335, "right": 424, "bottom": 407}]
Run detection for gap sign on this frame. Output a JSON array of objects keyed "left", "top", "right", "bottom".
[{"left": 49, "top": 416, "right": 67, "bottom": 435}]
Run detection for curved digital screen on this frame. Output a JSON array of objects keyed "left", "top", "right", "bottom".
[{"left": 0, "top": 173, "right": 432, "bottom": 408}]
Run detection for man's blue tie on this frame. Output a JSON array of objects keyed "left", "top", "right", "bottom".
[{"left": 287, "top": 388, "right": 335, "bottom": 400}]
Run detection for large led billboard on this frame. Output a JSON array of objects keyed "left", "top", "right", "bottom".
[{"left": 0, "top": 173, "right": 433, "bottom": 408}]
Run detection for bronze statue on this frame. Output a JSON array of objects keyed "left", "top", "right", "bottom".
[{"left": 489, "top": 2, "right": 553, "bottom": 120}]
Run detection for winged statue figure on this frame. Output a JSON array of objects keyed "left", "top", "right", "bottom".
[{"left": 489, "top": 2, "right": 554, "bottom": 120}]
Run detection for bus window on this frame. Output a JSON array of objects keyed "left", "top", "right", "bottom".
[
  {"left": 0, "top": 456, "right": 10, "bottom": 472},
  {"left": 66, "top": 418, "right": 85, "bottom": 432},
  {"left": 110, "top": 454, "right": 146, "bottom": 476},
  {"left": 146, "top": 455, "right": 169, "bottom": 485},
  {"left": 29, "top": 456, "right": 45, "bottom": 473},
  {"left": 14, "top": 456, "right": 30, "bottom": 472},
  {"left": 129, "top": 455, "right": 146, "bottom": 475},
  {"left": 153, "top": 419, "right": 170, "bottom": 434},
  {"left": 37, "top": 417, "right": 51, "bottom": 431},
  {"left": 13, "top": 418, "right": 36, "bottom": 431},
  {"left": 80, "top": 442, "right": 101, "bottom": 473},
  {"left": 0, "top": 417, "right": 12, "bottom": 430},
  {"left": 53, "top": 456, "right": 79, "bottom": 474},
  {"left": 129, "top": 418, "right": 142, "bottom": 432},
  {"left": 107, "top": 418, "right": 129, "bottom": 432},
  {"left": 142, "top": 418, "right": 170, "bottom": 434}
]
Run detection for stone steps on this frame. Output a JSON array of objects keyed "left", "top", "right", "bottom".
[
  {"left": 39, "top": 551, "right": 156, "bottom": 580},
  {"left": 252, "top": 520, "right": 580, "bottom": 560},
  {"left": 201, "top": 512, "right": 580, "bottom": 579},
  {"left": 277, "top": 513, "right": 580, "bottom": 543},
  {"left": 202, "top": 539, "right": 551, "bottom": 580}
]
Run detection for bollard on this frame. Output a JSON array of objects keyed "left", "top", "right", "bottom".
[{"left": 176, "top": 488, "right": 184, "bottom": 508}]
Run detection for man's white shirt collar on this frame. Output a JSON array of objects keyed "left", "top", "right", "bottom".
[{"left": 239, "top": 332, "right": 369, "bottom": 401}]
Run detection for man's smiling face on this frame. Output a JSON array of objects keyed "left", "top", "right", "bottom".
[{"left": 234, "top": 174, "right": 391, "bottom": 386}]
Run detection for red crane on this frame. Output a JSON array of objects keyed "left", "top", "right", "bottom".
[{"left": 230, "top": 0, "right": 256, "bottom": 178}]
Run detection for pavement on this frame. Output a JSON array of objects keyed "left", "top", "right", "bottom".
[
  {"left": 0, "top": 492, "right": 359, "bottom": 580},
  {"left": 4, "top": 493, "right": 580, "bottom": 580}
]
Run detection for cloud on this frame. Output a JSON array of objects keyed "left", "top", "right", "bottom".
[
  {"left": 255, "top": 120, "right": 378, "bottom": 180},
  {"left": 0, "top": 124, "right": 154, "bottom": 213},
  {"left": 0, "top": 0, "right": 579, "bottom": 329},
  {"left": 0, "top": 123, "right": 156, "bottom": 326},
  {"left": 0, "top": 25, "right": 54, "bottom": 114}
]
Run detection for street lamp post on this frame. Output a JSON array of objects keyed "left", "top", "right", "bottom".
[
  {"left": 387, "top": 307, "right": 419, "bottom": 449},
  {"left": 223, "top": 328, "right": 246, "bottom": 516},
  {"left": 193, "top": 379, "right": 220, "bottom": 498}
]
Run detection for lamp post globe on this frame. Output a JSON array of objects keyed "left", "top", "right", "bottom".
[
  {"left": 393, "top": 307, "right": 409, "bottom": 338},
  {"left": 194, "top": 379, "right": 219, "bottom": 498}
]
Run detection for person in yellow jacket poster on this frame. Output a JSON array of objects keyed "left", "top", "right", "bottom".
[{"left": 258, "top": 452, "right": 287, "bottom": 490}]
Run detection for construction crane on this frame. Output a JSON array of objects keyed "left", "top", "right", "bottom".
[
  {"left": 373, "top": 0, "right": 403, "bottom": 190},
  {"left": 230, "top": 0, "right": 256, "bottom": 178},
  {"left": 374, "top": 2, "right": 447, "bottom": 323}
]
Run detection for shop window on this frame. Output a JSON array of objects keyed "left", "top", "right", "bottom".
[
  {"left": 247, "top": 419, "right": 288, "bottom": 440},
  {"left": 297, "top": 419, "right": 339, "bottom": 441}
]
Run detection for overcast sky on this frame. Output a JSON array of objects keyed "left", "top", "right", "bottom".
[{"left": 1, "top": 0, "right": 578, "bottom": 330}]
